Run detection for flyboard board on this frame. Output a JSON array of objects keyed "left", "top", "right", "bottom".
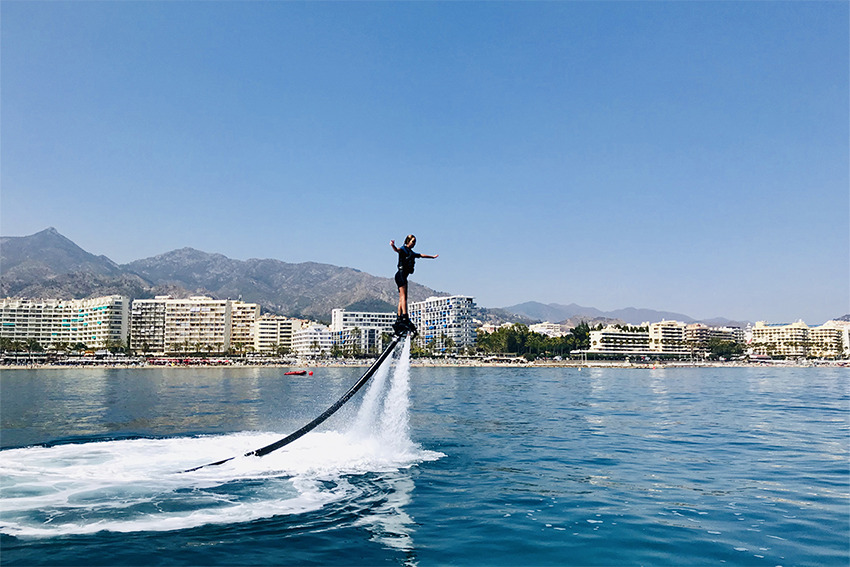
[{"left": 183, "top": 332, "right": 406, "bottom": 473}]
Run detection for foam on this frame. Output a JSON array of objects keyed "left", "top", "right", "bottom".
[{"left": 0, "top": 337, "right": 443, "bottom": 538}]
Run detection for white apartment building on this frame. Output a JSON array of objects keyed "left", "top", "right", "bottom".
[
  {"left": 410, "top": 295, "right": 476, "bottom": 352},
  {"left": 752, "top": 320, "right": 850, "bottom": 359},
  {"left": 330, "top": 309, "right": 395, "bottom": 355},
  {"left": 808, "top": 321, "right": 850, "bottom": 358},
  {"left": 333, "top": 327, "right": 387, "bottom": 356},
  {"left": 530, "top": 322, "right": 566, "bottom": 338},
  {"left": 164, "top": 297, "right": 231, "bottom": 354},
  {"left": 685, "top": 323, "right": 744, "bottom": 345},
  {"left": 587, "top": 325, "right": 651, "bottom": 356},
  {"left": 1, "top": 295, "right": 130, "bottom": 350},
  {"left": 131, "top": 297, "right": 168, "bottom": 353},
  {"left": 231, "top": 302, "right": 261, "bottom": 351},
  {"left": 648, "top": 320, "right": 690, "bottom": 356},
  {"left": 330, "top": 309, "right": 396, "bottom": 333},
  {"left": 254, "top": 314, "right": 301, "bottom": 354},
  {"left": 130, "top": 296, "right": 261, "bottom": 355},
  {"left": 292, "top": 325, "right": 333, "bottom": 358},
  {"left": 751, "top": 321, "right": 810, "bottom": 358}
]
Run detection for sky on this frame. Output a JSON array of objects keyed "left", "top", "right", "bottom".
[{"left": 1, "top": 2, "right": 847, "bottom": 324}]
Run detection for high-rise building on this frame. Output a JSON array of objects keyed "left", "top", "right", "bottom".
[
  {"left": 130, "top": 297, "right": 168, "bottom": 353},
  {"left": 409, "top": 295, "right": 476, "bottom": 352},
  {"left": 1, "top": 295, "right": 129, "bottom": 350},
  {"left": 130, "top": 296, "right": 260, "bottom": 355}
]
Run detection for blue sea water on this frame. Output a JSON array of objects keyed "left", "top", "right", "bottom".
[{"left": 1, "top": 347, "right": 847, "bottom": 566}]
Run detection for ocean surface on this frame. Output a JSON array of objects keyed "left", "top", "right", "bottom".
[{"left": 1, "top": 343, "right": 847, "bottom": 566}]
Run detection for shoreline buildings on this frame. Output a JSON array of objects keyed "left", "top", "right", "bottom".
[
  {"left": 580, "top": 321, "right": 747, "bottom": 359},
  {"left": 751, "top": 320, "right": 849, "bottom": 359},
  {"left": 0, "top": 296, "right": 129, "bottom": 350},
  {"left": 3, "top": 295, "right": 848, "bottom": 360},
  {"left": 131, "top": 296, "right": 264, "bottom": 355}
]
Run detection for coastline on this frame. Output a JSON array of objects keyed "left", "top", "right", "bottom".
[{"left": 2, "top": 359, "right": 846, "bottom": 371}]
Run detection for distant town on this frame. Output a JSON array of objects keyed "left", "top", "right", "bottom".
[{"left": 1, "top": 294, "right": 848, "bottom": 366}]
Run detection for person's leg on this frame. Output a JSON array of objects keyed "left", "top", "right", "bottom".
[{"left": 398, "top": 283, "right": 408, "bottom": 315}]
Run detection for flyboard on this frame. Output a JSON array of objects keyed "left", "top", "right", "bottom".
[{"left": 183, "top": 332, "right": 406, "bottom": 473}]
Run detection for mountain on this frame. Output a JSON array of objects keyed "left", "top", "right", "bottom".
[
  {"left": 0, "top": 228, "right": 445, "bottom": 321},
  {"left": 1, "top": 227, "right": 122, "bottom": 279},
  {"left": 504, "top": 301, "right": 699, "bottom": 326},
  {"left": 0, "top": 228, "right": 154, "bottom": 300},
  {"left": 123, "top": 248, "right": 439, "bottom": 320}
]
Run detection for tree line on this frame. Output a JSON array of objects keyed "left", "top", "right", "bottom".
[{"left": 474, "top": 322, "right": 592, "bottom": 360}]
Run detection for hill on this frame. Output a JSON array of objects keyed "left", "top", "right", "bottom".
[
  {"left": 123, "top": 248, "right": 439, "bottom": 320},
  {"left": 503, "top": 301, "right": 696, "bottom": 326},
  {"left": 503, "top": 301, "right": 751, "bottom": 328},
  {"left": 0, "top": 228, "right": 445, "bottom": 321}
]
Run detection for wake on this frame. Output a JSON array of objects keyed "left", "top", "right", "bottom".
[{"left": 0, "top": 337, "right": 441, "bottom": 538}]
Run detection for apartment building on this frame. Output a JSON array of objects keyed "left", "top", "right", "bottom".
[
  {"left": 684, "top": 323, "right": 744, "bottom": 356},
  {"left": 1, "top": 295, "right": 129, "bottom": 350},
  {"left": 130, "top": 296, "right": 261, "bottom": 355},
  {"left": 752, "top": 320, "right": 850, "bottom": 358},
  {"left": 648, "top": 321, "right": 690, "bottom": 356},
  {"left": 330, "top": 309, "right": 396, "bottom": 333},
  {"left": 330, "top": 309, "right": 395, "bottom": 355},
  {"left": 292, "top": 325, "right": 333, "bottom": 358},
  {"left": 130, "top": 297, "right": 167, "bottom": 353},
  {"left": 751, "top": 321, "right": 810, "bottom": 358},
  {"left": 808, "top": 321, "right": 850, "bottom": 358},
  {"left": 409, "top": 295, "right": 476, "bottom": 352},
  {"left": 231, "top": 302, "right": 261, "bottom": 351},
  {"left": 530, "top": 322, "right": 566, "bottom": 338},
  {"left": 332, "top": 326, "right": 386, "bottom": 356},
  {"left": 587, "top": 325, "right": 651, "bottom": 356},
  {"left": 254, "top": 314, "right": 301, "bottom": 354}
]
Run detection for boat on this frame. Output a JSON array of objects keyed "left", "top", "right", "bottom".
[{"left": 284, "top": 370, "right": 308, "bottom": 376}]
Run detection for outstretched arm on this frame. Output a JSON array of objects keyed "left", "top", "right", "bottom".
[
  {"left": 419, "top": 253, "right": 439, "bottom": 259},
  {"left": 390, "top": 240, "right": 399, "bottom": 253}
]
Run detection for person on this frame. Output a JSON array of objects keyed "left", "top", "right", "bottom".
[{"left": 390, "top": 235, "right": 438, "bottom": 335}]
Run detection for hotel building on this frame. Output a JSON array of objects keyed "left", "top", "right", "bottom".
[
  {"left": 582, "top": 320, "right": 746, "bottom": 358},
  {"left": 648, "top": 320, "right": 689, "bottom": 356},
  {"left": 0, "top": 295, "right": 130, "bottom": 350},
  {"left": 254, "top": 314, "right": 301, "bottom": 354},
  {"left": 409, "top": 295, "right": 476, "bottom": 352},
  {"left": 751, "top": 320, "right": 850, "bottom": 359},
  {"left": 130, "top": 296, "right": 261, "bottom": 355},
  {"left": 587, "top": 325, "right": 651, "bottom": 356}
]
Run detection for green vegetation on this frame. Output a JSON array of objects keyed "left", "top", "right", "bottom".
[
  {"left": 475, "top": 322, "right": 591, "bottom": 361},
  {"left": 706, "top": 338, "right": 744, "bottom": 360}
]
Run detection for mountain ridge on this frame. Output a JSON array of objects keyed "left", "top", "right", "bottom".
[{"left": 3, "top": 228, "right": 830, "bottom": 326}]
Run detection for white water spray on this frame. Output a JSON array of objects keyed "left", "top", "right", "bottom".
[
  {"left": 350, "top": 336, "right": 416, "bottom": 458},
  {"left": 0, "top": 336, "right": 440, "bottom": 538}
]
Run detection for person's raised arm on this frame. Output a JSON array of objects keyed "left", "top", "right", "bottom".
[{"left": 390, "top": 240, "right": 399, "bottom": 253}]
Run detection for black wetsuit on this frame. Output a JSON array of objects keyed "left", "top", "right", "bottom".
[{"left": 395, "top": 246, "right": 420, "bottom": 288}]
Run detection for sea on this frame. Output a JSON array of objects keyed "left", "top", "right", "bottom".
[{"left": 1, "top": 340, "right": 847, "bottom": 566}]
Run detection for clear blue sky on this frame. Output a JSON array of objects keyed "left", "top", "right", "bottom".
[{"left": 2, "top": 2, "right": 847, "bottom": 324}]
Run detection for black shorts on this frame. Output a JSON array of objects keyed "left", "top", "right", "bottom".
[{"left": 395, "top": 270, "right": 408, "bottom": 288}]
